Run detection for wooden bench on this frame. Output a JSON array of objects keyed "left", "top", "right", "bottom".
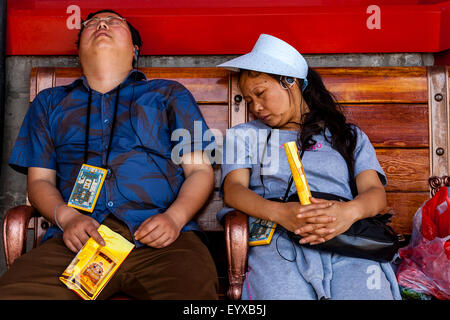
[{"left": 3, "top": 66, "right": 450, "bottom": 300}]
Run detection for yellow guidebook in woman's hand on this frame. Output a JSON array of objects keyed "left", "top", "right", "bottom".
[
  {"left": 283, "top": 141, "right": 312, "bottom": 205},
  {"left": 60, "top": 225, "right": 134, "bottom": 300}
]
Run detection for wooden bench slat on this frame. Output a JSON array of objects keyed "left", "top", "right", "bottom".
[
  {"left": 33, "top": 67, "right": 429, "bottom": 106},
  {"left": 317, "top": 67, "right": 428, "bottom": 103},
  {"left": 149, "top": 68, "right": 231, "bottom": 104},
  {"left": 31, "top": 68, "right": 230, "bottom": 104},
  {"left": 210, "top": 148, "right": 430, "bottom": 192},
  {"left": 387, "top": 192, "right": 430, "bottom": 234},
  {"left": 377, "top": 148, "right": 429, "bottom": 192},
  {"left": 250, "top": 103, "right": 429, "bottom": 148},
  {"left": 198, "top": 104, "right": 229, "bottom": 138},
  {"left": 344, "top": 104, "right": 429, "bottom": 147}
]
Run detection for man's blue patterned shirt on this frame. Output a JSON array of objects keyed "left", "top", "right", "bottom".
[{"left": 9, "top": 70, "right": 214, "bottom": 247}]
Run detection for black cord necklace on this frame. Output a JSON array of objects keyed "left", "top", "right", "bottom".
[{"left": 259, "top": 129, "right": 300, "bottom": 262}]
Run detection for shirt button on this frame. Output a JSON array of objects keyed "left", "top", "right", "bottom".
[
  {"left": 107, "top": 201, "right": 114, "bottom": 207},
  {"left": 104, "top": 119, "right": 110, "bottom": 125}
]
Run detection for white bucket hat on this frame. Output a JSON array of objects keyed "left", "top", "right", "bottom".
[{"left": 217, "top": 34, "right": 308, "bottom": 91}]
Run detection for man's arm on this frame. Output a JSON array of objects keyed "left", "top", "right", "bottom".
[
  {"left": 27, "top": 167, "right": 105, "bottom": 252},
  {"left": 134, "top": 150, "right": 214, "bottom": 248}
]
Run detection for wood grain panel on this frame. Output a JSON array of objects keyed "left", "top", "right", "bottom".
[
  {"left": 36, "top": 67, "right": 230, "bottom": 103},
  {"left": 151, "top": 76, "right": 228, "bottom": 103},
  {"left": 376, "top": 148, "right": 429, "bottom": 192},
  {"left": 53, "top": 67, "right": 81, "bottom": 88},
  {"left": 316, "top": 67, "right": 428, "bottom": 103},
  {"left": 198, "top": 104, "right": 228, "bottom": 138},
  {"left": 31, "top": 67, "right": 55, "bottom": 102},
  {"left": 386, "top": 192, "right": 430, "bottom": 235},
  {"left": 34, "top": 66, "right": 428, "bottom": 104},
  {"left": 343, "top": 104, "right": 429, "bottom": 147}
]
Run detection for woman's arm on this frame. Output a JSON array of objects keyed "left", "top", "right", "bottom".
[
  {"left": 345, "top": 169, "right": 387, "bottom": 219},
  {"left": 223, "top": 168, "right": 336, "bottom": 234}
]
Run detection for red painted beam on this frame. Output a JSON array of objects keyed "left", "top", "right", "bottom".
[{"left": 6, "top": 0, "right": 450, "bottom": 55}]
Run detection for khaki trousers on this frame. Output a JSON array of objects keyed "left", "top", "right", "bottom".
[{"left": 0, "top": 215, "right": 218, "bottom": 300}]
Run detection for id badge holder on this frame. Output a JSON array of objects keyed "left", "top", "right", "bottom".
[
  {"left": 67, "top": 164, "right": 108, "bottom": 213},
  {"left": 248, "top": 219, "right": 277, "bottom": 246}
]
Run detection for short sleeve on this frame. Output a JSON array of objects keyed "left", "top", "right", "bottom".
[
  {"left": 219, "top": 125, "right": 258, "bottom": 196},
  {"left": 353, "top": 128, "right": 387, "bottom": 186},
  {"left": 9, "top": 90, "right": 56, "bottom": 174},
  {"left": 167, "top": 82, "right": 216, "bottom": 159}
]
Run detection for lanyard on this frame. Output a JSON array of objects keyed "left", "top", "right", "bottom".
[{"left": 83, "top": 86, "right": 121, "bottom": 168}]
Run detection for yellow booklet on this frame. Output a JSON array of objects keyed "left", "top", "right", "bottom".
[
  {"left": 283, "top": 141, "right": 312, "bottom": 205},
  {"left": 60, "top": 225, "right": 134, "bottom": 300}
]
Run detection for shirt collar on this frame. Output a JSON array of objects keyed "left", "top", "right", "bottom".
[{"left": 71, "top": 69, "right": 148, "bottom": 92}]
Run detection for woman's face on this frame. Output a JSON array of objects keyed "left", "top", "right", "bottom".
[{"left": 239, "top": 71, "right": 303, "bottom": 130}]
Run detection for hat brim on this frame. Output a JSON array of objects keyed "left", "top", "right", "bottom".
[{"left": 217, "top": 51, "right": 307, "bottom": 80}]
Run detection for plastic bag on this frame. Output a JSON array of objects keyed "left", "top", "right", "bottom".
[{"left": 396, "top": 186, "right": 450, "bottom": 300}]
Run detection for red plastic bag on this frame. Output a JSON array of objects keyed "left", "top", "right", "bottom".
[{"left": 396, "top": 186, "right": 450, "bottom": 300}]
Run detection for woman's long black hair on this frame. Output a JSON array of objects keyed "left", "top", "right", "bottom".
[{"left": 298, "top": 67, "right": 358, "bottom": 184}]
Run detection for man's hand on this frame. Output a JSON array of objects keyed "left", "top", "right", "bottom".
[
  {"left": 134, "top": 213, "right": 181, "bottom": 248},
  {"left": 132, "top": 150, "right": 213, "bottom": 249},
  {"left": 57, "top": 205, "right": 105, "bottom": 253}
]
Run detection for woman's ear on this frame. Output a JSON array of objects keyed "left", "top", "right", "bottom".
[{"left": 280, "top": 76, "right": 296, "bottom": 89}]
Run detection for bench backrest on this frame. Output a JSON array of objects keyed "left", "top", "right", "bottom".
[{"left": 29, "top": 66, "right": 450, "bottom": 236}]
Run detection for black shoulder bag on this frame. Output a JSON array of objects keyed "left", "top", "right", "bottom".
[{"left": 275, "top": 181, "right": 405, "bottom": 262}]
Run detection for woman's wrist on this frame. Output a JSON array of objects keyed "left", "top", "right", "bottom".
[
  {"left": 345, "top": 200, "right": 365, "bottom": 222},
  {"left": 265, "top": 199, "right": 283, "bottom": 223}
]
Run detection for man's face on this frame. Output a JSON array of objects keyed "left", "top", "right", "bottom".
[{"left": 78, "top": 12, "right": 135, "bottom": 67}]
